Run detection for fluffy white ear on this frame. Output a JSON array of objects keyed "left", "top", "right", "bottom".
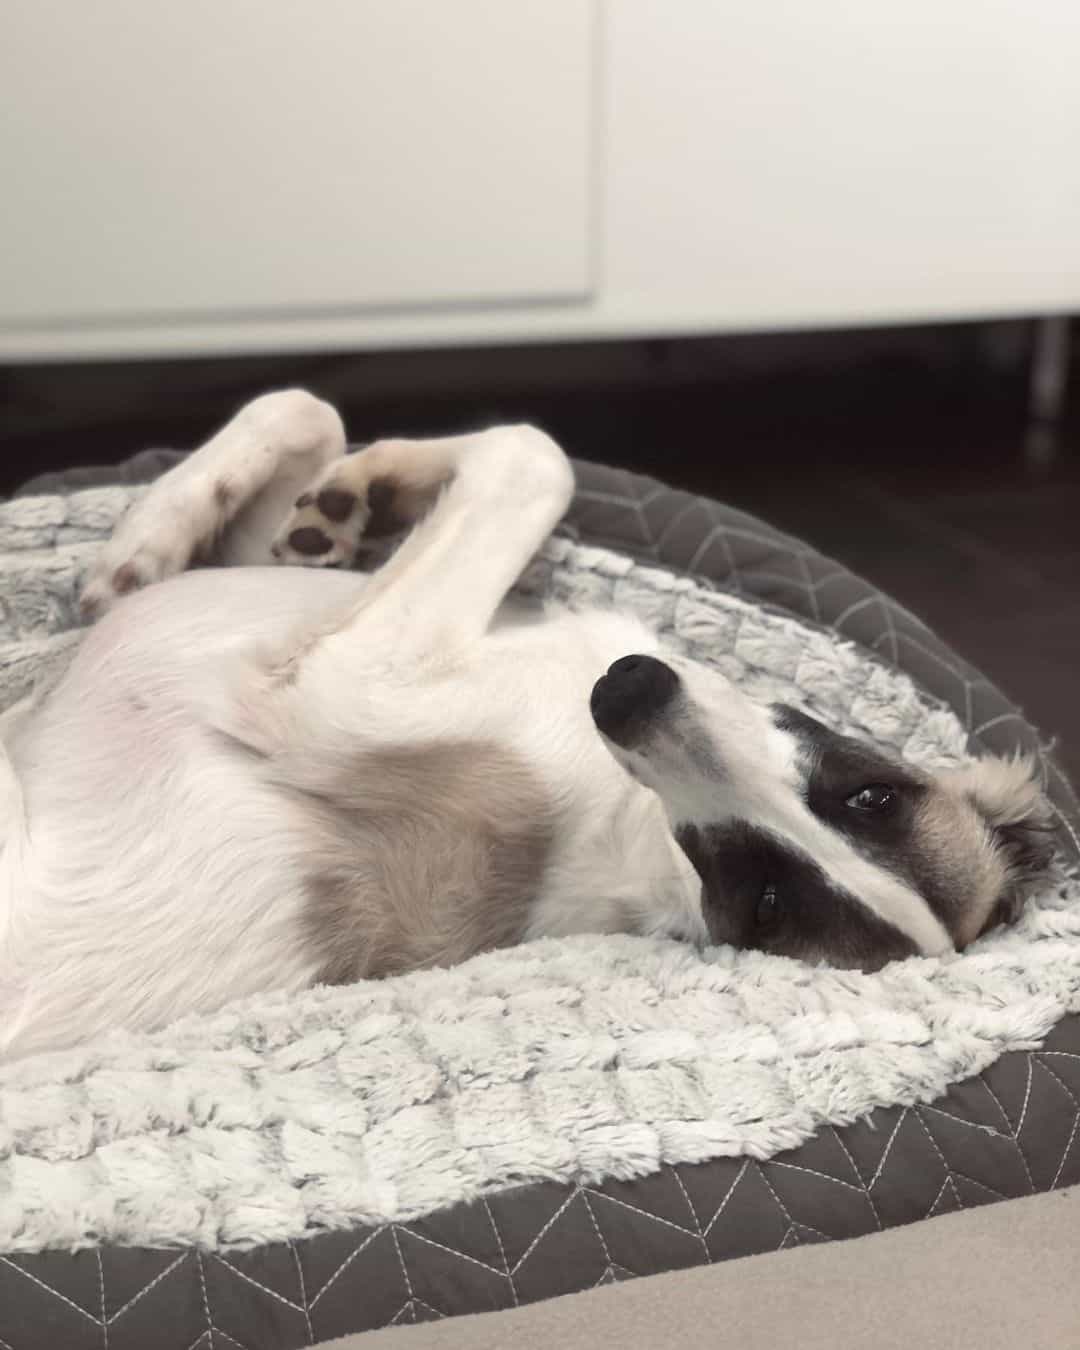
[{"left": 941, "top": 754, "right": 1056, "bottom": 923}]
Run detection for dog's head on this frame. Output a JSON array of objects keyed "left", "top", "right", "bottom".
[{"left": 591, "top": 654, "right": 1055, "bottom": 970}]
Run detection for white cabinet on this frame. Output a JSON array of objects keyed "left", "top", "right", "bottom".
[
  {"left": 0, "top": 1, "right": 594, "bottom": 327},
  {"left": 603, "top": 0, "right": 1080, "bottom": 333},
  {"left": 2, "top": 0, "right": 1078, "bottom": 361}
]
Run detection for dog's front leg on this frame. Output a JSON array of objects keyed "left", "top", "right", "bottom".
[
  {"left": 273, "top": 424, "right": 574, "bottom": 679},
  {"left": 80, "top": 389, "right": 345, "bottom": 618}
]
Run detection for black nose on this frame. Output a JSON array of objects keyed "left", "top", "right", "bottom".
[{"left": 590, "top": 654, "right": 680, "bottom": 745}]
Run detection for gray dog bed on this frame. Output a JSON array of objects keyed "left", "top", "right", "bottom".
[{"left": 0, "top": 454, "right": 1078, "bottom": 1348}]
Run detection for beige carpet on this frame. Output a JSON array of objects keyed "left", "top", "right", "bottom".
[{"left": 319, "top": 1187, "right": 1080, "bottom": 1350}]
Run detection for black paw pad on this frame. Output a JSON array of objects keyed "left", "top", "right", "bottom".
[
  {"left": 288, "top": 527, "right": 333, "bottom": 556},
  {"left": 316, "top": 488, "right": 356, "bottom": 523}
]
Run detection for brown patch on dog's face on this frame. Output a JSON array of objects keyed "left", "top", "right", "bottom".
[
  {"left": 904, "top": 785, "right": 1008, "bottom": 947},
  {"left": 935, "top": 755, "right": 1056, "bottom": 943}
]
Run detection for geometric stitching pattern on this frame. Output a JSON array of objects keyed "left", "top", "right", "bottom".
[
  {"left": 3, "top": 1033, "right": 1080, "bottom": 1347},
  {"left": 3, "top": 455, "right": 1078, "bottom": 1347}
]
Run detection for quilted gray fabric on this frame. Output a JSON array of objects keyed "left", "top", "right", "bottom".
[
  {"left": 5, "top": 1028, "right": 1079, "bottom": 1347},
  {"left": 1, "top": 453, "right": 1078, "bottom": 1349}
]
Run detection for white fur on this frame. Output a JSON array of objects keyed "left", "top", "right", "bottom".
[
  {"left": 0, "top": 392, "right": 1009, "bottom": 1059},
  {"left": 0, "top": 399, "right": 709, "bottom": 1059}
]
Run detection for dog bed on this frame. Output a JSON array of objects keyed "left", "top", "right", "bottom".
[{"left": 1, "top": 455, "right": 1079, "bottom": 1349}]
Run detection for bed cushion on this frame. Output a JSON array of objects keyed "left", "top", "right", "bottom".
[{"left": 1, "top": 454, "right": 1078, "bottom": 1349}]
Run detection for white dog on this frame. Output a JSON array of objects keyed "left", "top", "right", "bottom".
[{"left": 0, "top": 391, "right": 1053, "bottom": 1060}]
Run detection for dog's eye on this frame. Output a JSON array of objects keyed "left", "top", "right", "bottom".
[
  {"left": 755, "top": 883, "right": 782, "bottom": 929},
  {"left": 846, "top": 784, "right": 895, "bottom": 812}
]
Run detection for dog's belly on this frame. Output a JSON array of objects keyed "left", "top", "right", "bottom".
[
  {"left": 74, "top": 565, "right": 373, "bottom": 677},
  {"left": 0, "top": 572, "right": 362, "bottom": 1054},
  {"left": 0, "top": 569, "right": 698, "bottom": 1057}
]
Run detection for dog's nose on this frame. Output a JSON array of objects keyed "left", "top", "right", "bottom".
[{"left": 590, "top": 654, "right": 680, "bottom": 745}]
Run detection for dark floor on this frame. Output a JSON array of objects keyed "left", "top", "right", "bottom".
[
  {"left": 3, "top": 322, "right": 1078, "bottom": 783},
  {"left": 544, "top": 379, "right": 1080, "bottom": 787},
  {"left": 714, "top": 436, "right": 1080, "bottom": 788}
]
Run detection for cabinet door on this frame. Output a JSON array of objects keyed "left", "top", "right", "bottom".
[
  {"left": 605, "top": 0, "right": 1080, "bottom": 328},
  {"left": 0, "top": 0, "right": 594, "bottom": 326}
]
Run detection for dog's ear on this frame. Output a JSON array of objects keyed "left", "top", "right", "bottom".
[{"left": 942, "top": 754, "right": 1056, "bottom": 926}]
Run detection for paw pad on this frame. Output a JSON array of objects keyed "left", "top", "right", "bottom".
[
  {"left": 287, "top": 527, "right": 334, "bottom": 557},
  {"left": 274, "top": 470, "right": 369, "bottom": 566},
  {"left": 316, "top": 488, "right": 356, "bottom": 523}
]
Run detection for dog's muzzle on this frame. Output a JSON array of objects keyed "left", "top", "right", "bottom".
[{"left": 590, "top": 654, "right": 680, "bottom": 747}]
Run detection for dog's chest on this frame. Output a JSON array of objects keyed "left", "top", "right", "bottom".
[{"left": 285, "top": 605, "right": 704, "bottom": 965}]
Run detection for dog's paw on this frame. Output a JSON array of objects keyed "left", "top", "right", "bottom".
[
  {"left": 271, "top": 476, "right": 372, "bottom": 568},
  {"left": 81, "top": 553, "right": 160, "bottom": 622},
  {"left": 272, "top": 438, "right": 453, "bottom": 568},
  {"left": 79, "top": 483, "right": 210, "bottom": 621}
]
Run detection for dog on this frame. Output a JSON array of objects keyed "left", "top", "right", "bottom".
[{"left": 0, "top": 390, "right": 1055, "bottom": 1060}]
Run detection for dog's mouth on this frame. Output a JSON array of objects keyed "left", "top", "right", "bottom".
[{"left": 590, "top": 654, "right": 681, "bottom": 749}]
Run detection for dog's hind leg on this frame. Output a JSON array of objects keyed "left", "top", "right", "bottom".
[{"left": 80, "top": 389, "right": 346, "bottom": 618}]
